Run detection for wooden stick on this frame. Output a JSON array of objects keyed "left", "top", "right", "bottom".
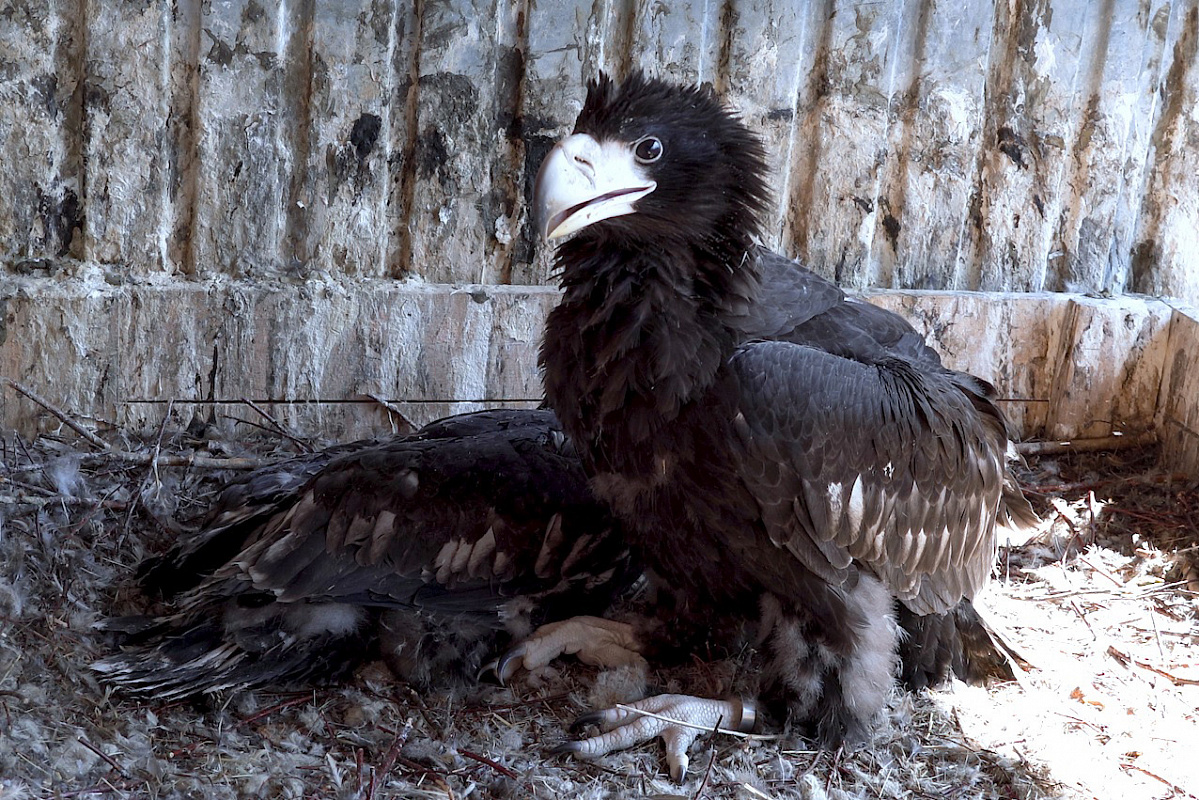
[
  {"left": 240, "top": 397, "right": 314, "bottom": 452},
  {"left": 1120, "top": 763, "right": 1199, "bottom": 799},
  {"left": 1016, "top": 431, "right": 1157, "bottom": 457},
  {"left": 365, "top": 394, "right": 417, "bottom": 434},
  {"left": 2, "top": 380, "right": 260, "bottom": 469},
  {"left": 55, "top": 780, "right": 145, "bottom": 798},
  {"left": 2, "top": 378, "right": 110, "bottom": 451},
  {"left": 77, "top": 736, "right": 127, "bottom": 776},
  {"left": 692, "top": 716, "right": 722, "bottom": 798},
  {"left": 79, "top": 450, "right": 264, "bottom": 470},
  {"left": 149, "top": 398, "right": 174, "bottom": 483},
  {"left": 367, "top": 719, "right": 412, "bottom": 800},
  {"left": 460, "top": 749, "right": 520, "bottom": 780},
  {"left": 240, "top": 694, "right": 311, "bottom": 724},
  {"left": 1132, "top": 658, "right": 1199, "bottom": 687}
]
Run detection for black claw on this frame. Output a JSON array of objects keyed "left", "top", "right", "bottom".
[
  {"left": 477, "top": 658, "right": 501, "bottom": 685},
  {"left": 568, "top": 711, "right": 606, "bottom": 734},
  {"left": 547, "top": 740, "right": 583, "bottom": 756},
  {"left": 496, "top": 651, "right": 522, "bottom": 685},
  {"left": 480, "top": 650, "right": 522, "bottom": 686}
]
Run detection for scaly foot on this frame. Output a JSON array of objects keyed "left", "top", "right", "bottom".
[
  {"left": 486, "top": 616, "right": 646, "bottom": 684},
  {"left": 553, "top": 693, "right": 757, "bottom": 781}
]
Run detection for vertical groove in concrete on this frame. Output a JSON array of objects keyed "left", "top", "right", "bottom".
[
  {"left": 281, "top": 0, "right": 317, "bottom": 272},
  {"left": 1049, "top": 0, "right": 1115, "bottom": 293},
  {"left": 168, "top": 0, "right": 204, "bottom": 277},
  {"left": 781, "top": 0, "right": 836, "bottom": 266},
  {"left": 489, "top": 0, "right": 532, "bottom": 285},
  {"left": 1131, "top": 3, "right": 1199, "bottom": 301},
  {"left": 871, "top": 0, "right": 933, "bottom": 289},
  {"left": 70, "top": 0, "right": 90, "bottom": 260},
  {"left": 391, "top": 0, "right": 424, "bottom": 279}
]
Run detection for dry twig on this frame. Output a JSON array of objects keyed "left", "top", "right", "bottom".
[
  {"left": 1120, "top": 763, "right": 1199, "bottom": 799},
  {"left": 3, "top": 378, "right": 110, "bottom": 451},
  {"left": 240, "top": 694, "right": 312, "bottom": 725},
  {"left": 460, "top": 748, "right": 520, "bottom": 780},
  {"left": 1016, "top": 431, "right": 1157, "bottom": 457},
  {"left": 365, "top": 393, "right": 417, "bottom": 434},
  {"left": 80, "top": 450, "right": 264, "bottom": 470},
  {"left": 367, "top": 719, "right": 413, "bottom": 800},
  {"left": 76, "top": 736, "right": 127, "bottom": 777},
  {"left": 691, "top": 714, "right": 723, "bottom": 799},
  {"left": 240, "top": 397, "right": 314, "bottom": 452}
]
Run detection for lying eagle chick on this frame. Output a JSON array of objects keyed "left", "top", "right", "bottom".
[
  {"left": 524, "top": 72, "right": 1036, "bottom": 777},
  {"left": 93, "top": 409, "right": 638, "bottom": 700}
]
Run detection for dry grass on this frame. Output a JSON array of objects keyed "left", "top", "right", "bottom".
[{"left": 1, "top": 417, "right": 1195, "bottom": 799}]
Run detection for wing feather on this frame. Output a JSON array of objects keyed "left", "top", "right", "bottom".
[
  {"left": 731, "top": 340, "right": 1008, "bottom": 614},
  {"left": 169, "top": 410, "right": 632, "bottom": 614},
  {"left": 97, "top": 410, "right": 640, "bottom": 700}
]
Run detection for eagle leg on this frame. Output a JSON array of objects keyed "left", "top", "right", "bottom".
[
  {"left": 759, "top": 576, "right": 898, "bottom": 747},
  {"left": 485, "top": 615, "right": 646, "bottom": 684},
  {"left": 551, "top": 694, "right": 757, "bottom": 782}
]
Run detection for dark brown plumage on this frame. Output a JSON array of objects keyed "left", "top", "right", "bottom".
[
  {"left": 94, "top": 409, "right": 638, "bottom": 700},
  {"left": 535, "top": 72, "right": 1036, "bottom": 748}
]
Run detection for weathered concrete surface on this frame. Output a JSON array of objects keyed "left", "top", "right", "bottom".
[
  {"left": 0, "top": 272, "right": 1180, "bottom": 450},
  {"left": 1159, "top": 304, "right": 1199, "bottom": 475},
  {"left": 1042, "top": 296, "right": 1175, "bottom": 441},
  {"left": 1130, "top": 4, "right": 1199, "bottom": 305},
  {"left": 2, "top": 0, "right": 1198, "bottom": 302},
  {"left": 862, "top": 291, "right": 1173, "bottom": 441},
  {"left": 0, "top": 273, "right": 554, "bottom": 440},
  {"left": 0, "top": 0, "right": 86, "bottom": 266}
]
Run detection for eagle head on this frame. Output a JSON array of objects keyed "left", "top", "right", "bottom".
[{"left": 534, "top": 71, "right": 771, "bottom": 253}]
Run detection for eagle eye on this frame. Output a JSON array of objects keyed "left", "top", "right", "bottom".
[{"left": 634, "top": 136, "right": 663, "bottom": 164}]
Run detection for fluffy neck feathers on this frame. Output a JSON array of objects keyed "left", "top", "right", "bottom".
[{"left": 541, "top": 234, "right": 758, "bottom": 469}]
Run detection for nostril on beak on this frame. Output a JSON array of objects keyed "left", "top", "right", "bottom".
[{"left": 573, "top": 154, "right": 595, "bottom": 178}]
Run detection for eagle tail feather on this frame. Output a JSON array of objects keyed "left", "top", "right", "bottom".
[
  {"left": 91, "top": 605, "right": 370, "bottom": 700},
  {"left": 896, "top": 597, "right": 1023, "bottom": 690}
]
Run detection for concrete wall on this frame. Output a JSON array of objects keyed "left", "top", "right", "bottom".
[
  {"left": 2, "top": 0, "right": 1197, "bottom": 296},
  {"left": 2, "top": 1, "right": 1197, "bottom": 470},
  {"left": 0, "top": 273, "right": 554, "bottom": 439},
  {"left": 0, "top": 274, "right": 1180, "bottom": 449},
  {"left": 1159, "top": 304, "right": 1199, "bottom": 474},
  {"left": 864, "top": 291, "right": 1175, "bottom": 442}
]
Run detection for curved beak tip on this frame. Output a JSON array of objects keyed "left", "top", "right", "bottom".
[
  {"left": 533, "top": 134, "right": 655, "bottom": 241},
  {"left": 534, "top": 140, "right": 586, "bottom": 241},
  {"left": 532, "top": 156, "right": 560, "bottom": 241}
]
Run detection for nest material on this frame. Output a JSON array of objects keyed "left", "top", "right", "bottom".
[{"left": 0, "top": 416, "right": 1195, "bottom": 800}]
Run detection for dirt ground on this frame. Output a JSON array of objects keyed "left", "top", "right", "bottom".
[{"left": 1, "top": 411, "right": 1196, "bottom": 800}]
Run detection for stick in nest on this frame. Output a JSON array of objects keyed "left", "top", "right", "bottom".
[
  {"left": 365, "top": 394, "right": 417, "bottom": 434},
  {"left": 691, "top": 714, "right": 723, "bottom": 799},
  {"left": 76, "top": 735, "right": 128, "bottom": 777},
  {"left": 460, "top": 748, "right": 520, "bottom": 780},
  {"left": 367, "top": 720, "right": 414, "bottom": 800},
  {"left": 4, "top": 378, "right": 264, "bottom": 470},
  {"left": 3, "top": 378, "right": 109, "bottom": 451},
  {"left": 240, "top": 398, "right": 315, "bottom": 452},
  {"left": 1015, "top": 431, "right": 1157, "bottom": 457}
]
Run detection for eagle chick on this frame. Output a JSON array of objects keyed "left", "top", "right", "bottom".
[
  {"left": 93, "top": 410, "right": 638, "bottom": 700},
  {"left": 533, "top": 72, "right": 1035, "bottom": 774}
]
